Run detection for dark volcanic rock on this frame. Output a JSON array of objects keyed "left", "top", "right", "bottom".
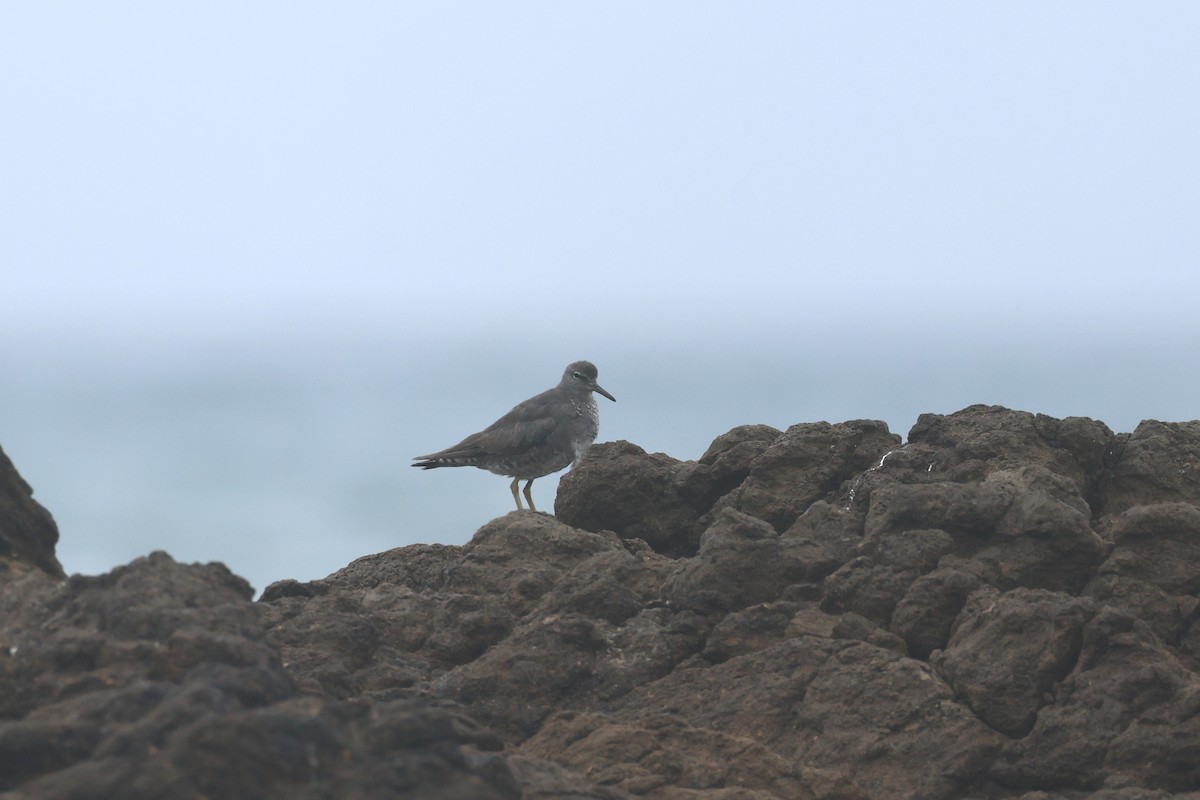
[
  {"left": 710, "top": 419, "right": 901, "bottom": 533},
  {"left": 1101, "top": 420, "right": 1200, "bottom": 516},
  {"left": 558, "top": 420, "right": 899, "bottom": 557},
  {"left": 988, "top": 606, "right": 1200, "bottom": 792},
  {"left": 938, "top": 588, "right": 1095, "bottom": 738},
  {"left": 1083, "top": 502, "right": 1200, "bottom": 651},
  {"left": 0, "top": 444, "right": 63, "bottom": 579},
  {"left": 0, "top": 551, "right": 619, "bottom": 799},
  {"left": 7, "top": 404, "right": 1200, "bottom": 799},
  {"left": 555, "top": 441, "right": 702, "bottom": 556},
  {"left": 661, "top": 509, "right": 822, "bottom": 615},
  {"left": 863, "top": 465, "right": 1105, "bottom": 594},
  {"left": 906, "top": 405, "right": 1115, "bottom": 494},
  {"left": 676, "top": 424, "right": 783, "bottom": 510},
  {"left": 890, "top": 555, "right": 990, "bottom": 658}
]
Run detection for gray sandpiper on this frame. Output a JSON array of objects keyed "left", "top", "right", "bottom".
[{"left": 412, "top": 360, "right": 616, "bottom": 512}]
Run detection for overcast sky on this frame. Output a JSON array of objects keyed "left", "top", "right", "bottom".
[
  {"left": 5, "top": 3, "right": 1197, "bottom": 352},
  {"left": 2, "top": 3, "right": 1198, "bottom": 588}
]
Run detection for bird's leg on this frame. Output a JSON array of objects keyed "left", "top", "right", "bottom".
[
  {"left": 523, "top": 479, "right": 537, "bottom": 513},
  {"left": 510, "top": 477, "right": 524, "bottom": 511}
]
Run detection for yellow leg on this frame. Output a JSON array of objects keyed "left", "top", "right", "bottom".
[
  {"left": 523, "top": 480, "right": 537, "bottom": 513},
  {"left": 510, "top": 477, "right": 524, "bottom": 511}
]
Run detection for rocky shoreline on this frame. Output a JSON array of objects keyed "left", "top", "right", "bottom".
[{"left": 3, "top": 405, "right": 1200, "bottom": 798}]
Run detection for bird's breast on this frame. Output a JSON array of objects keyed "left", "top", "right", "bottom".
[{"left": 570, "top": 397, "right": 601, "bottom": 466}]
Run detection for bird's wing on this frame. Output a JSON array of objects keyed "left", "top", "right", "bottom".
[
  {"left": 474, "top": 399, "right": 561, "bottom": 454},
  {"left": 416, "top": 419, "right": 558, "bottom": 462},
  {"left": 416, "top": 391, "right": 562, "bottom": 461}
]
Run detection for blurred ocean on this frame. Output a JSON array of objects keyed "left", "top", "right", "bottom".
[
  {"left": 3, "top": 334, "right": 1192, "bottom": 595},
  {"left": 4, "top": 348, "right": 422, "bottom": 595}
]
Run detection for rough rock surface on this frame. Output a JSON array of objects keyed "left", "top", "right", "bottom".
[
  {"left": 0, "top": 444, "right": 62, "bottom": 580},
  {"left": 5, "top": 404, "right": 1200, "bottom": 798}
]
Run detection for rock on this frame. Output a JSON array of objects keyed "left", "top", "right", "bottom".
[
  {"left": 0, "top": 550, "right": 618, "bottom": 799},
  {"left": 523, "top": 710, "right": 813, "bottom": 799},
  {"left": 594, "top": 636, "right": 1002, "bottom": 800},
  {"left": 7, "top": 404, "right": 1200, "bottom": 799},
  {"left": 906, "top": 405, "right": 1114, "bottom": 494},
  {"left": 890, "top": 556, "right": 989, "bottom": 658},
  {"left": 660, "top": 509, "right": 821, "bottom": 615},
  {"left": 701, "top": 601, "right": 802, "bottom": 663},
  {"left": 788, "top": 642, "right": 1003, "bottom": 799},
  {"left": 1100, "top": 420, "right": 1200, "bottom": 516},
  {"left": 938, "top": 588, "right": 1096, "bottom": 738},
  {"left": 262, "top": 515, "right": 637, "bottom": 702},
  {"left": 820, "top": 527, "right": 955, "bottom": 626},
  {"left": 556, "top": 441, "right": 705, "bottom": 556},
  {"left": 780, "top": 499, "right": 868, "bottom": 580},
  {"left": 1078, "top": 502, "right": 1200, "bottom": 652},
  {"left": 1083, "top": 572, "right": 1190, "bottom": 647},
  {"left": 0, "top": 443, "right": 63, "bottom": 579},
  {"left": 1099, "top": 502, "right": 1200, "bottom": 595},
  {"left": 675, "top": 424, "right": 783, "bottom": 510},
  {"left": 863, "top": 466, "right": 1104, "bottom": 594},
  {"left": 988, "top": 606, "right": 1200, "bottom": 792},
  {"left": 558, "top": 423, "right": 901, "bottom": 560},
  {"left": 710, "top": 419, "right": 901, "bottom": 533}
]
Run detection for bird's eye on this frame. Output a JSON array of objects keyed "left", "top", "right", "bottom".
[{"left": 572, "top": 372, "right": 583, "bottom": 380}]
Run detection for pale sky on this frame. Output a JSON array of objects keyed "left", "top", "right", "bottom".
[
  {"left": 2, "top": 3, "right": 1198, "bottom": 590},
  {"left": 5, "top": 3, "right": 1197, "bottom": 351}
]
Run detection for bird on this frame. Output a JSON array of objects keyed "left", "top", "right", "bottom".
[{"left": 412, "top": 360, "right": 616, "bottom": 512}]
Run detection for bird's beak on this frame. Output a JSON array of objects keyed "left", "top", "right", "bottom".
[{"left": 593, "top": 383, "right": 616, "bottom": 402}]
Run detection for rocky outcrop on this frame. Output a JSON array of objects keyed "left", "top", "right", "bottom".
[
  {"left": 0, "top": 444, "right": 62, "bottom": 579},
  {"left": 0, "top": 554, "right": 561, "bottom": 799},
  {"left": 4, "top": 405, "right": 1200, "bottom": 798}
]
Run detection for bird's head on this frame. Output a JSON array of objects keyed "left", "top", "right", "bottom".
[{"left": 564, "top": 360, "right": 615, "bottom": 402}]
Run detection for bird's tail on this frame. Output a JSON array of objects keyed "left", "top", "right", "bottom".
[{"left": 412, "top": 458, "right": 444, "bottom": 470}]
